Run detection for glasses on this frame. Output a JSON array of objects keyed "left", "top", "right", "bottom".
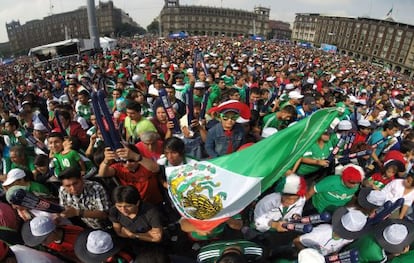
[
  {"left": 220, "top": 114, "right": 239, "bottom": 121},
  {"left": 122, "top": 159, "right": 137, "bottom": 163}
]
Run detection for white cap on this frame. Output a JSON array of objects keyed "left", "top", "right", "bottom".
[
  {"left": 298, "top": 248, "right": 324, "bottom": 263},
  {"left": 132, "top": 74, "right": 142, "bottom": 83},
  {"left": 261, "top": 127, "right": 278, "bottom": 138},
  {"left": 3, "top": 168, "right": 26, "bottom": 186},
  {"left": 86, "top": 230, "right": 114, "bottom": 254},
  {"left": 33, "top": 122, "right": 48, "bottom": 132},
  {"left": 366, "top": 190, "right": 387, "bottom": 207},
  {"left": 338, "top": 120, "right": 352, "bottom": 131},
  {"left": 194, "top": 81, "right": 206, "bottom": 89},
  {"left": 383, "top": 224, "right": 408, "bottom": 245},
  {"left": 30, "top": 216, "right": 56, "bottom": 237},
  {"left": 357, "top": 119, "right": 371, "bottom": 128},
  {"left": 285, "top": 83, "right": 295, "bottom": 90},
  {"left": 288, "top": 91, "right": 304, "bottom": 100},
  {"left": 341, "top": 209, "right": 367, "bottom": 232}
]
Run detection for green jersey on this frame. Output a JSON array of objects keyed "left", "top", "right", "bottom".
[{"left": 312, "top": 175, "right": 359, "bottom": 213}]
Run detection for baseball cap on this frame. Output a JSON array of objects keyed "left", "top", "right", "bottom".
[
  {"left": 357, "top": 119, "right": 373, "bottom": 129},
  {"left": 22, "top": 216, "right": 56, "bottom": 247},
  {"left": 33, "top": 122, "right": 48, "bottom": 132},
  {"left": 288, "top": 91, "right": 304, "bottom": 100},
  {"left": 3, "top": 168, "right": 26, "bottom": 187}
]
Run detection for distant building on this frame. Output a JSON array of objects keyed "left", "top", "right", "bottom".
[
  {"left": 292, "top": 13, "right": 414, "bottom": 75},
  {"left": 159, "top": 0, "right": 270, "bottom": 37},
  {"left": 6, "top": 0, "right": 138, "bottom": 54},
  {"left": 291, "top": 13, "right": 320, "bottom": 43},
  {"left": 268, "top": 20, "right": 291, "bottom": 40}
]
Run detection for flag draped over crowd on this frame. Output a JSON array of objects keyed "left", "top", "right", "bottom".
[{"left": 166, "top": 107, "right": 341, "bottom": 231}]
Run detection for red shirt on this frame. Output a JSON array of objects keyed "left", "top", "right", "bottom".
[
  {"left": 46, "top": 225, "right": 83, "bottom": 262},
  {"left": 353, "top": 131, "right": 368, "bottom": 146},
  {"left": 112, "top": 163, "right": 163, "bottom": 205}
]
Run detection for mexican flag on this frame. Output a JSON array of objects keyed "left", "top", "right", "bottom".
[{"left": 166, "top": 107, "right": 340, "bottom": 231}]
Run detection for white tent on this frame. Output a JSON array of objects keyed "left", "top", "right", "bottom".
[{"left": 100, "top": 37, "right": 117, "bottom": 51}]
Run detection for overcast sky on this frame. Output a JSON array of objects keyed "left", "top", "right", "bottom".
[{"left": 0, "top": 0, "right": 412, "bottom": 43}]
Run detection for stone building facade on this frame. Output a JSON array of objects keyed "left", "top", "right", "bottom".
[{"left": 159, "top": 0, "right": 270, "bottom": 37}]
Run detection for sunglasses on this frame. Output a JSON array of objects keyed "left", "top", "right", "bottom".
[
  {"left": 220, "top": 114, "right": 239, "bottom": 121},
  {"left": 122, "top": 159, "right": 138, "bottom": 163}
]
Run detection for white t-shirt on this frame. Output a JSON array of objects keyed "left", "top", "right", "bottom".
[
  {"left": 254, "top": 192, "right": 306, "bottom": 232},
  {"left": 10, "top": 244, "right": 64, "bottom": 263},
  {"left": 381, "top": 178, "right": 414, "bottom": 206},
  {"left": 299, "top": 224, "right": 353, "bottom": 256}
]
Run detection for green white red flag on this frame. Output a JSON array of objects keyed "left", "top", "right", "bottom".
[{"left": 166, "top": 107, "right": 340, "bottom": 231}]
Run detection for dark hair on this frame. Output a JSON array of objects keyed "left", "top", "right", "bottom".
[
  {"left": 48, "top": 132, "right": 64, "bottom": 140},
  {"left": 78, "top": 90, "right": 90, "bottom": 98},
  {"left": 112, "top": 185, "right": 141, "bottom": 204},
  {"left": 58, "top": 110, "right": 71, "bottom": 121},
  {"left": 126, "top": 101, "right": 142, "bottom": 113},
  {"left": 400, "top": 140, "right": 414, "bottom": 154},
  {"left": 216, "top": 252, "right": 248, "bottom": 263},
  {"left": 5, "top": 117, "right": 19, "bottom": 129},
  {"left": 281, "top": 104, "right": 297, "bottom": 116},
  {"left": 9, "top": 145, "right": 25, "bottom": 157},
  {"left": 407, "top": 171, "right": 414, "bottom": 187},
  {"left": 59, "top": 167, "right": 82, "bottom": 181},
  {"left": 34, "top": 154, "right": 49, "bottom": 166},
  {"left": 383, "top": 120, "right": 399, "bottom": 131},
  {"left": 163, "top": 137, "right": 185, "bottom": 156},
  {"left": 67, "top": 136, "right": 81, "bottom": 151}
]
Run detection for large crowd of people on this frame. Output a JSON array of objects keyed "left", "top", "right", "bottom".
[{"left": 0, "top": 36, "right": 414, "bottom": 262}]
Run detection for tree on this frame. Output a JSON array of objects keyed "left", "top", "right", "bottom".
[
  {"left": 115, "top": 23, "right": 146, "bottom": 37},
  {"left": 147, "top": 19, "right": 159, "bottom": 35}
]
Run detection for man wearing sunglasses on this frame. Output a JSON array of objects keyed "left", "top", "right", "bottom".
[{"left": 205, "top": 103, "right": 247, "bottom": 158}]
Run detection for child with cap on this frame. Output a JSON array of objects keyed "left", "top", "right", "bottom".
[
  {"left": 304, "top": 164, "right": 364, "bottom": 215},
  {"left": 22, "top": 216, "right": 84, "bottom": 262},
  {"left": 294, "top": 207, "right": 370, "bottom": 256},
  {"left": 347, "top": 219, "right": 414, "bottom": 262},
  {"left": 74, "top": 230, "right": 134, "bottom": 263},
  {"left": 254, "top": 174, "right": 307, "bottom": 233},
  {"left": 248, "top": 174, "right": 307, "bottom": 257}
]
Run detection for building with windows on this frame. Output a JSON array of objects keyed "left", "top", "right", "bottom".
[
  {"left": 6, "top": 1, "right": 138, "bottom": 54},
  {"left": 268, "top": 20, "right": 291, "bottom": 40},
  {"left": 159, "top": 0, "right": 269, "bottom": 37},
  {"left": 292, "top": 13, "right": 414, "bottom": 75}
]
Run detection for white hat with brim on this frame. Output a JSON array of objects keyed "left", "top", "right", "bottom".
[
  {"left": 3, "top": 168, "right": 26, "bottom": 187},
  {"left": 358, "top": 187, "right": 386, "bottom": 210},
  {"left": 374, "top": 219, "right": 414, "bottom": 254},
  {"left": 74, "top": 230, "right": 121, "bottom": 263},
  {"left": 22, "top": 216, "right": 56, "bottom": 247},
  {"left": 332, "top": 207, "right": 370, "bottom": 240}
]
